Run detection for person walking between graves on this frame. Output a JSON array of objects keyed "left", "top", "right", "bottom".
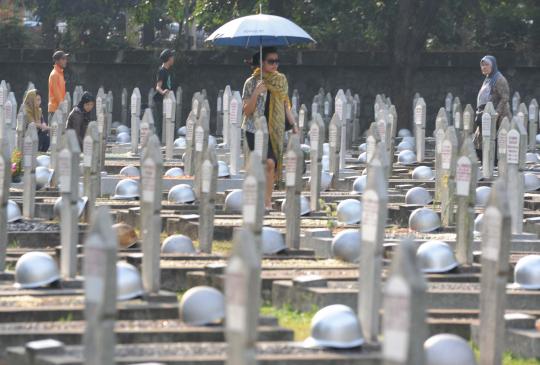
[
  {"left": 48, "top": 50, "right": 68, "bottom": 121},
  {"left": 23, "top": 89, "right": 50, "bottom": 152},
  {"left": 474, "top": 55, "right": 510, "bottom": 161},
  {"left": 153, "top": 48, "right": 175, "bottom": 142},
  {"left": 67, "top": 92, "right": 95, "bottom": 149},
  {"left": 242, "top": 47, "right": 299, "bottom": 210}
]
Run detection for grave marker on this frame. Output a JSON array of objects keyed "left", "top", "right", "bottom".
[
  {"left": 140, "top": 135, "right": 163, "bottom": 294},
  {"left": 59, "top": 130, "right": 81, "bottom": 279},
  {"left": 253, "top": 116, "right": 269, "bottom": 167},
  {"left": 22, "top": 123, "right": 38, "bottom": 218},
  {"left": 216, "top": 89, "right": 224, "bottom": 136},
  {"left": 183, "top": 111, "right": 197, "bottom": 176},
  {"left": 285, "top": 134, "right": 303, "bottom": 250},
  {"left": 198, "top": 144, "right": 218, "bottom": 253},
  {"left": 130, "top": 88, "right": 141, "bottom": 155},
  {"left": 309, "top": 114, "right": 325, "bottom": 212},
  {"left": 0, "top": 138, "right": 9, "bottom": 272},
  {"left": 82, "top": 206, "right": 117, "bottom": 365},
  {"left": 528, "top": 99, "right": 538, "bottom": 150},
  {"left": 455, "top": 136, "right": 478, "bottom": 265},
  {"left": 328, "top": 113, "right": 341, "bottom": 183},
  {"left": 497, "top": 117, "right": 510, "bottom": 180},
  {"left": 193, "top": 104, "right": 210, "bottom": 184},
  {"left": 382, "top": 238, "right": 427, "bottom": 365},
  {"left": 479, "top": 179, "right": 511, "bottom": 365},
  {"left": 434, "top": 108, "right": 448, "bottom": 204},
  {"left": 335, "top": 90, "right": 347, "bottom": 169},
  {"left": 121, "top": 88, "right": 128, "bottom": 125},
  {"left": 175, "top": 86, "right": 183, "bottom": 132},
  {"left": 359, "top": 148, "right": 388, "bottom": 343},
  {"left": 512, "top": 91, "right": 520, "bottom": 116},
  {"left": 462, "top": 104, "right": 475, "bottom": 134},
  {"left": 242, "top": 154, "right": 265, "bottom": 234},
  {"left": 439, "top": 126, "right": 458, "bottom": 227},
  {"left": 222, "top": 86, "right": 232, "bottom": 146},
  {"left": 83, "top": 122, "right": 100, "bottom": 221},
  {"left": 229, "top": 91, "right": 243, "bottom": 175},
  {"left": 413, "top": 97, "right": 426, "bottom": 162},
  {"left": 15, "top": 109, "right": 24, "bottom": 152},
  {"left": 163, "top": 94, "right": 174, "bottom": 159},
  {"left": 481, "top": 102, "right": 497, "bottom": 178},
  {"left": 507, "top": 118, "right": 526, "bottom": 234}
]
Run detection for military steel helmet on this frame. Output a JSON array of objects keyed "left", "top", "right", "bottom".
[
  {"left": 398, "top": 150, "right": 417, "bottom": 165},
  {"left": 405, "top": 187, "right": 433, "bottom": 206},
  {"left": 168, "top": 184, "right": 196, "bottom": 204},
  {"left": 224, "top": 189, "right": 243, "bottom": 213},
  {"left": 474, "top": 213, "right": 484, "bottom": 233},
  {"left": 320, "top": 171, "right": 332, "bottom": 191},
  {"left": 475, "top": 186, "right": 491, "bottom": 207},
  {"left": 536, "top": 134, "right": 540, "bottom": 145},
  {"left": 174, "top": 137, "right": 187, "bottom": 149},
  {"left": 119, "top": 165, "right": 140, "bottom": 177},
  {"left": 358, "top": 143, "right": 367, "bottom": 153},
  {"left": 331, "top": 229, "right": 361, "bottom": 262},
  {"left": 300, "top": 144, "right": 311, "bottom": 154},
  {"left": 113, "top": 222, "right": 138, "bottom": 249},
  {"left": 112, "top": 178, "right": 140, "bottom": 200},
  {"left": 111, "top": 121, "right": 121, "bottom": 129},
  {"left": 511, "top": 255, "right": 540, "bottom": 290},
  {"left": 164, "top": 167, "right": 184, "bottom": 178},
  {"left": 322, "top": 155, "right": 329, "bottom": 171},
  {"left": 36, "top": 155, "right": 50, "bottom": 168},
  {"left": 409, "top": 208, "right": 441, "bottom": 233},
  {"left": 116, "top": 261, "right": 144, "bottom": 301},
  {"left": 218, "top": 160, "right": 230, "bottom": 177},
  {"left": 116, "top": 132, "right": 131, "bottom": 144},
  {"left": 424, "top": 334, "right": 477, "bottom": 365},
  {"left": 336, "top": 199, "right": 362, "bottom": 224},
  {"left": 177, "top": 126, "right": 187, "bottom": 136},
  {"left": 179, "top": 286, "right": 225, "bottom": 326},
  {"left": 161, "top": 234, "right": 196, "bottom": 254},
  {"left": 262, "top": 227, "right": 286, "bottom": 254},
  {"left": 412, "top": 166, "right": 434, "bottom": 180},
  {"left": 303, "top": 304, "right": 364, "bottom": 349},
  {"left": 116, "top": 125, "right": 130, "bottom": 134},
  {"left": 35, "top": 166, "right": 53, "bottom": 190},
  {"left": 7, "top": 200, "right": 22, "bottom": 223},
  {"left": 417, "top": 240, "right": 459, "bottom": 273},
  {"left": 524, "top": 173, "right": 540, "bottom": 192},
  {"left": 357, "top": 152, "right": 368, "bottom": 163},
  {"left": 53, "top": 196, "right": 88, "bottom": 218},
  {"left": 14, "top": 252, "right": 60, "bottom": 289},
  {"left": 322, "top": 143, "right": 330, "bottom": 156},
  {"left": 526, "top": 152, "right": 539, "bottom": 164},
  {"left": 352, "top": 175, "right": 367, "bottom": 194},
  {"left": 398, "top": 128, "right": 412, "bottom": 138},
  {"left": 280, "top": 196, "right": 311, "bottom": 216},
  {"left": 397, "top": 140, "right": 415, "bottom": 152}
]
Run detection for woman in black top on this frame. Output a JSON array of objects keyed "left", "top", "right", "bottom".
[{"left": 66, "top": 92, "right": 95, "bottom": 149}]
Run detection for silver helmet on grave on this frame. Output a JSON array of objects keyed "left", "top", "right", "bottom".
[
  {"left": 112, "top": 178, "right": 140, "bottom": 200},
  {"left": 168, "top": 184, "right": 196, "bottom": 204},
  {"left": 7, "top": 200, "right": 22, "bottom": 223},
  {"left": 397, "top": 140, "right": 415, "bottom": 152},
  {"left": 116, "top": 125, "right": 130, "bottom": 134},
  {"left": 526, "top": 152, "right": 539, "bottom": 164},
  {"left": 405, "top": 187, "right": 433, "bottom": 206},
  {"left": 416, "top": 240, "right": 459, "bottom": 273},
  {"left": 35, "top": 166, "right": 53, "bottom": 190},
  {"left": 164, "top": 167, "right": 184, "bottom": 178},
  {"left": 224, "top": 189, "right": 243, "bottom": 213},
  {"left": 36, "top": 155, "right": 50, "bottom": 168},
  {"left": 398, "top": 129, "right": 412, "bottom": 138},
  {"left": 524, "top": 173, "right": 540, "bottom": 192},
  {"left": 174, "top": 137, "right": 187, "bottom": 149},
  {"left": 357, "top": 152, "right": 368, "bottom": 163},
  {"left": 424, "top": 334, "right": 477, "bottom": 365},
  {"left": 280, "top": 196, "right": 311, "bottom": 216},
  {"left": 14, "top": 252, "right": 60, "bottom": 289},
  {"left": 475, "top": 186, "right": 491, "bottom": 207},
  {"left": 331, "top": 229, "right": 361, "bottom": 262},
  {"left": 53, "top": 196, "right": 88, "bottom": 218},
  {"left": 218, "top": 160, "right": 230, "bottom": 177},
  {"left": 161, "top": 234, "right": 196, "bottom": 254},
  {"left": 358, "top": 143, "right": 367, "bottom": 153},
  {"left": 119, "top": 165, "right": 140, "bottom": 177},
  {"left": 116, "top": 261, "right": 144, "bottom": 301},
  {"left": 511, "top": 255, "right": 540, "bottom": 290},
  {"left": 262, "top": 227, "right": 286, "bottom": 255},
  {"left": 116, "top": 132, "right": 131, "bottom": 144},
  {"left": 303, "top": 304, "right": 364, "bottom": 349},
  {"left": 177, "top": 126, "right": 187, "bottom": 136},
  {"left": 336, "top": 199, "right": 362, "bottom": 225},
  {"left": 179, "top": 286, "right": 225, "bottom": 326},
  {"left": 398, "top": 150, "right": 417, "bottom": 166},
  {"left": 352, "top": 175, "right": 367, "bottom": 194},
  {"left": 412, "top": 166, "right": 434, "bottom": 180},
  {"left": 474, "top": 213, "right": 484, "bottom": 233},
  {"left": 409, "top": 208, "right": 441, "bottom": 233}
]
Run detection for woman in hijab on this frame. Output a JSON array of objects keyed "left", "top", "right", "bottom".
[
  {"left": 23, "top": 89, "right": 50, "bottom": 152},
  {"left": 241, "top": 47, "right": 298, "bottom": 210},
  {"left": 67, "top": 91, "right": 95, "bottom": 148},
  {"left": 474, "top": 55, "right": 511, "bottom": 160}
]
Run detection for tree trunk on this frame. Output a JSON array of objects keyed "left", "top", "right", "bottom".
[{"left": 390, "top": 0, "right": 442, "bottom": 129}]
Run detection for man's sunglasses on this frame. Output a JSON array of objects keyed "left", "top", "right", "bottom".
[{"left": 265, "top": 58, "right": 280, "bottom": 65}]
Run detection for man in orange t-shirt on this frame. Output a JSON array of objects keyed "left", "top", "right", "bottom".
[{"left": 48, "top": 50, "right": 68, "bottom": 120}]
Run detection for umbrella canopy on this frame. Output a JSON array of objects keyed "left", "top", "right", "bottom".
[{"left": 205, "top": 13, "right": 315, "bottom": 48}]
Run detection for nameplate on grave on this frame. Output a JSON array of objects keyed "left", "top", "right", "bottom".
[
  {"left": 498, "top": 129, "right": 507, "bottom": 155},
  {"left": 141, "top": 159, "right": 156, "bottom": 203},
  {"left": 455, "top": 156, "right": 472, "bottom": 197},
  {"left": 286, "top": 152, "right": 297, "bottom": 187},
  {"left": 441, "top": 141, "right": 452, "bottom": 170},
  {"left": 482, "top": 207, "right": 502, "bottom": 262},
  {"left": 329, "top": 125, "right": 337, "bottom": 148},
  {"left": 229, "top": 99, "right": 238, "bottom": 125},
  {"left": 84, "top": 244, "right": 106, "bottom": 304},
  {"left": 506, "top": 130, "right": 520, "bottom": 164},
  {"left": 58, "top": 150, "right": 72, "bottom": 193},
  {"left": 482, "top": 113, "right": 491, "bottom": 137},
  {"left": 414, "top": 105, "right": 423, "bottom": 125},
  {"left": 226, "top": 258, "right": 247, "bottom": 332},
  {"left": 23, "top": 139, "right": 33, "bottom": 168},
  {"left": 310, "top": 127, "right": 319, "bottom": 151},
  {"left": 242, "top": 176, "right": 257, "bottom": 224},
  {"left": 195, "top": 126, "right": 204, "bottom": 152},
  {"left": 383, "top": 277, "right": 411, "bottom": 362},
  {"left": 83, "top": 137, "right": 93, "bottom": 167},
  {"left": 201, "top": 161, "right": 212, "bottom": 194},
  {"left": 362, "top": 190, "right": 379, "bottom": 242}
]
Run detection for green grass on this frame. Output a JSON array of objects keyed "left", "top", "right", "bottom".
[
  {"left": 192, "top": 239, "right": 233, "bottom": 256},
  {"left": 472, "top": 343, "right": 540, "bottom": 365},
  {"left": 260, "top": 304, "right": 318, "bottom": 341}
]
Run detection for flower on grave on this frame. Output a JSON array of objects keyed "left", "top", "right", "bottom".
[{"left": 10, "top": 148, "right": 22, "bottom": 178}]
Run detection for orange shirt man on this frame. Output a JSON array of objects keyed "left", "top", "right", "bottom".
[{"left": 48, "top": 50, "right": 68, "bottom": 117}]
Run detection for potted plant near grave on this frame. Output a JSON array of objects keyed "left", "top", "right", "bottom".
[{"left": 11, "top": 148, "right": 22, "bottom": 183}]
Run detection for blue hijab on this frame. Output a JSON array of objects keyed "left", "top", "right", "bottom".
[{"left": 477, "top": 55, "right": 502, "bottom": 107}]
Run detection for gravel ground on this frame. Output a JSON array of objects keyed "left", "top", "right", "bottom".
[{"left": 7, "top": 221, "right": 59, "bottom": 232}]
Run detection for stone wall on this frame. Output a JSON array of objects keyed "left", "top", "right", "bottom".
[{"left": 1, "top": 48, "right": 539, "bottom": 134}]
